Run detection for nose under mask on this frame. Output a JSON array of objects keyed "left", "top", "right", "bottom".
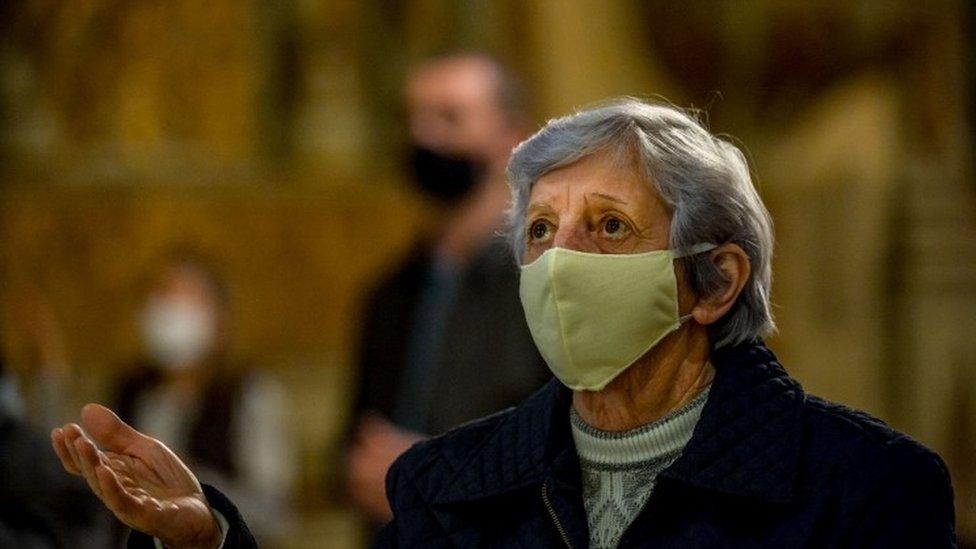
[{"left": 519, "top": 243, "right": 716, "bottom": 391}]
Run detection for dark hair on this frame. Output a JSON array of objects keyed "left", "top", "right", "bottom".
[
  {"left": 152, "top": 246, "right": 230, "bottom": 310},
  {"left": 420, "top": 51, "right": 531, "bottom": 128}
]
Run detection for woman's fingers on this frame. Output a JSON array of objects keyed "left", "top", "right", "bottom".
[
  {"left": 51, "top": 406, "right": 187, "bottom": 539},
  {"left": 73, "top": 435, "right": 106, "bottom": 499},
  {"left": 50, "top": 428, "right": 81, "bottom": 475},
  {"left": 61, "top": 424, "right": 86, "bottom": 474}
]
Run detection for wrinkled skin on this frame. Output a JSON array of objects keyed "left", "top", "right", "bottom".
[{"left": 51, "top": 404, "right": 221, "bottom": 549}]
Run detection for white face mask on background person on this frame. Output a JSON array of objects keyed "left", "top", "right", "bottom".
[
  {"left": 519, "top": 242, "right": 716, "bottom": 392},
  {"left": 140, "top": 298, "right": 217, "bottom": 370}
]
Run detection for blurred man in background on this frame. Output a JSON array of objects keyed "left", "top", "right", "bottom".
[
  {"left": 346, "top": 52, "right": 550, "bottom": 524},
  {"left": 110, "top": 251, "right": 294, "bottom": 546}
]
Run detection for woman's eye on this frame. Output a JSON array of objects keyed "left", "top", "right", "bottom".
[
  {"left": 529, "top": 220, "right": 552, "bottom": 242},
  {"left": 602, "top": 216, "right": 631, "bottom": 239}
]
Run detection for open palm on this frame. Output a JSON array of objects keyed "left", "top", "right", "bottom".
[{"left": 51, "top": 404, "right": 221, "bottom": 549}]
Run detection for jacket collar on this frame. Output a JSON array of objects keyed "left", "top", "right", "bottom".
[
  {"left": 660, "top": 341, "right": 803, "bottom": 504},
  {"left": 432, "top": 375, "right": 571, "bottom": 504},
  {"left": 433, "top": 340, "right": 804, "bottom": 506}
]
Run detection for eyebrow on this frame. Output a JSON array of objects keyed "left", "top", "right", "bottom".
[
  {"left": 588, "top": 192, "right": 628, "bottom": 205},
  {"left": 527, "top": 201, "right": 553, "bottom": 213}
]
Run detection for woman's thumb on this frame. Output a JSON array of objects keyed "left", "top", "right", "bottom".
[{"left": 80, "top": 403, "right": 143, "bottom": 452}]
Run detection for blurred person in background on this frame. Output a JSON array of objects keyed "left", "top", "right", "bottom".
[
  {"left": 0, "top": 343, "right": 115, "bottom": 548},
  {"left": 3, "top": 292, "right": 75, "bottom": 429},
  {"left": 345, "top": 52, "right": 550, "bottom": 525},
  {"left": 110, "top": 250, "right": 294, "bottom": 546},
  {"left": 0, "top": 344, "right": 24, "bottom": 419}
]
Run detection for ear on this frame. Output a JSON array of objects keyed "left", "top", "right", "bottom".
[{"left": 691, "top": 243, "right": 751, "bottom": 326}]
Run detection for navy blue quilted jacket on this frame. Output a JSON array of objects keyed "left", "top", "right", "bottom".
[
  {"left": 375, "top": 340, "right": 956, "bottom": 548},
  {"left": 128, "top": 340, "right": 955, "bottom": 548}
]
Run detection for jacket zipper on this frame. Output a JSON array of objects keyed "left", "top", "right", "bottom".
[{"left": 541, "top": 481, "right": 574, "bottom": 549}]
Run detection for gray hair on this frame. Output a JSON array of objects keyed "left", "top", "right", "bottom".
[{"left": 506, "top": 98, "right": 775, "bottom": 348}]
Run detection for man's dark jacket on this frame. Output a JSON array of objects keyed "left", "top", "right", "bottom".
[
  {"left": 132, "top": 340, "right": 956, "bottom": 547},
  {"left": 353, "top": 238, "right": 548, "bottom": 435}
]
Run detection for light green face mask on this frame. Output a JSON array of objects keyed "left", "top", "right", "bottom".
[{"left": 519, "top": 243, "right": 717, "bottom": 392}]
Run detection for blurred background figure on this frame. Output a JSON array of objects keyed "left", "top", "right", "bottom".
[
  {"left": 4, "top": 292, "right": 74, "bottom": 429},
  {"left": 345, "top": 52, "right": 549, "bottom": 525},
  {"left": 0, "top": 345, "right": 116, "bottom": 548},
  {"left": 110, "top": 251, "right": 294, "bottom": 546}
]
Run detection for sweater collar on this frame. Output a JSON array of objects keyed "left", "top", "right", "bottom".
[
  {"left": 570, "top": 387, "right": 709, "bottom": 467},
  {"left": 433, "top": 339, "right": 803, "bottom": 506}
]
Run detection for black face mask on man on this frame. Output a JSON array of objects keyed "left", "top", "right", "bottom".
[{"left": 408, "top": 145, "right": 486, "bottom": 205}]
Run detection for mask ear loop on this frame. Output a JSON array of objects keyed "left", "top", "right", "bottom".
[
  {"left": 673, "top": 242, "right": 719, "bottom": 324},
  {"left": 672, "top": 242, "right": 718, "bottom": 258}
]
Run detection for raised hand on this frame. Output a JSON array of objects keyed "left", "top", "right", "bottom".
[{"left": 51, "top": 404, "right": 222, "bottom": 549}]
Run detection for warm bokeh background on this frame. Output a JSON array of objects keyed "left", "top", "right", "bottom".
[{"left": 1, "top": 1, "right": 974, "bottom": 546}]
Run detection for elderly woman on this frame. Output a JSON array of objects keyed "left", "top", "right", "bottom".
[{"left": 51, "top": 99, "right": 954, "bottom": 548}]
